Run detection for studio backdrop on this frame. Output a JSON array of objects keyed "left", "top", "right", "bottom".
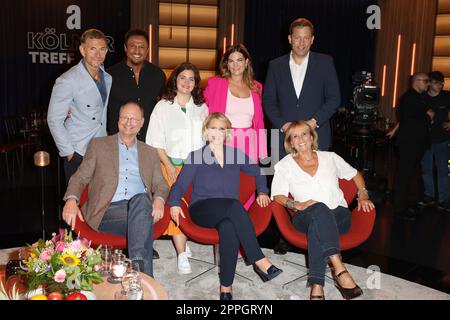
[{"left": 0, "top": 0, "right": 130, "bottom": 140}]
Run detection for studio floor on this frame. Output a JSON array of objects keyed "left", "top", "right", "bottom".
[{"left": 1, "top": 133, "right": 450, "bottom": 296}]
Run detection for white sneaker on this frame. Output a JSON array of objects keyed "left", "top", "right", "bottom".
[
  {"left": 185, "top": 244, "right": 192, "bottom": 258},
  {"left": 177, "top": 252, "right": 192, "bottom": 274}
]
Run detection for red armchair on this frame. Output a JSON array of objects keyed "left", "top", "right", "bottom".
[
  {"left": 178, "top": 172, "right": 273, "bottom": 287},
  {"left": 271, "top": 179, "right": 376, "bottom": 288},
  {"left": 73, "top": 187, "right": 171, "bottom": 249}
]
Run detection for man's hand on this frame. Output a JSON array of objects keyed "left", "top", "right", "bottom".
[
  {"left": 306, "top": 118, "right": 317, "bottom": 129},
  {"left": 67, "top": 153, "right": 74, "bottom": 161},
  {"left": 281, "top": 122, "right": 292, "bottom": 133},
  {"left": 426, "top": 109, "right": 435, "bottom": 120},
  {"left": 294, "top": 199, "right": 317, "bottom": 211},
  {"left": 170, "top": 206, "right": 186, "bottom": 227},
  {"left": 152, "top": 198, "right": 165, "bottom": 224},
  {"left": 62, "top": 198, "right": 84, "bottom": 230},
  {"left": 443, "top": 122, "right": 450, "bottom": 131}
]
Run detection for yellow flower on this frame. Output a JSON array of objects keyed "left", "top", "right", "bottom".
[{"left": 60, "top": 253, "right": 80, "bottom": 266}]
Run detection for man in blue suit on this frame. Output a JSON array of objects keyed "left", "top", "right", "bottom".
[
  {"left": 263, "top": 18, "right": 340, "bottom": 156},
  {"left": 48, "top": 29, "right": 112, "bottom": 183},
  {"left": 263, "top": 18, "right": 340, "bottom": 255}
]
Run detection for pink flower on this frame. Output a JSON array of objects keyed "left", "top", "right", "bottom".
[
  {"left": 39, "top": 251, "right": 51, "bottom": 262},
  {"left": 69, "top": 240, "right": 85, "bottom": 252},
  {"left": 32, "top": 242, "right": 39, "bottom": 248},
  {"left": 55, "top": 241, "right": 67, "bottom": 252},
  {"left": 94, "top": 264, "right": 101, "bottom": 271},
  {"left": 54, "top": 269, "right": 66, "bottom": 283}
]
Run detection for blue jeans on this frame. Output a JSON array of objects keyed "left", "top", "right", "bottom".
[
  {"left": 291, "top": 203, "right": 351, "bottom": 287},
  {"left": 98, "top": 193, "right": 154, "bottom": 277},
  {"left": 421, "top": 141, "right": 449, "bottom": 203}
]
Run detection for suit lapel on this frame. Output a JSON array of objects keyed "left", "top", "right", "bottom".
[
  {"left": 76, "top": 61, "right": 104, "bottom": 106},
  {"left": 282, "top": 54, "right": 298, "bottom": 101},
  {"left": 137, "top": 142, "right": 150, "bottom": 189},
  {"left": 111, "top": 135, "right": 119, "bottom": 182},
  {"left": 298, "top": 52, "right": 316, "bottom": 100}
]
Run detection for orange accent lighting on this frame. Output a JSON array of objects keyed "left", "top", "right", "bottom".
[
  {"left": 392, "top": 34, "right": 401, "bottom": 108},
  {"left": 381, "top": 64, "right": 387, "bottom": 97},
  {"left": 148, "top": 24, "right": 153, "bottom": 63},
  {"left": 410, "top": 43, "right": 416, "bottom": 76},
  {"left": 223, "top": 37, "right": 227, "bottom": 55},
  {"left": 231, "top": 24, "right": 235, "bottom": 46}
]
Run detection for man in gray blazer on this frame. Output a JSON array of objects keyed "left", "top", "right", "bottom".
[
  {"left": 263, "top": 18, "right": 341, "bottom": 155},
  {"left": 62, "top": 102, "right": 169, "bottom": 276},
  {"left": 47, "top": 29, "right": 112, "bottom": 182}
]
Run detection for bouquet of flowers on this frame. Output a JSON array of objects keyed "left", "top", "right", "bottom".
[{"left": 20, "top": 229, "right": 103, "bottom": 297}]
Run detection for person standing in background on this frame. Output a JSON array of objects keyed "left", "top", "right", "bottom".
[
  {"left": 263, "top": 18, "right": 340, "bottom": 254},
  {"left": 107, "top": 29, "right": 166, "bottom": 142},
  {"left": 146, "top": 62, "right": 208, "bottom": 274},
  {"left": 204, "top": 43, "right": 267, "bottom": 210},
  {"left": 47, "top": 29, "right": 111, "bottom": 183}
]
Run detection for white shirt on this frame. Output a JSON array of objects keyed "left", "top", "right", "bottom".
[
  {"left": 289, "top": 51, "right": 309, "bottom": 98},
  {"left": 271, "top": 151, "right": 357, "bottom": 209},
  {"left": 146, "top": 97, "right": 208, "bottom": 160}
]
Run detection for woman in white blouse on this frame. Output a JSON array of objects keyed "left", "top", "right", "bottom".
[
  {"left": 146, "top": 62, "right": 208, "bottom": 275},
  {"left": 271, "top": 120, "right": 374, "bottom": 300}
]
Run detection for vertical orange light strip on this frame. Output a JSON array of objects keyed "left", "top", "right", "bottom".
[
  {"left": 381, "top": 64, "right": 387, "bottom": 97},
  {"left": 410, "top": 43, "right": 416, "bottom": 76},
  {"left": 231, "top": 24, "right": 235, "bottom": 46},
  {"left": 223, "top": 37, "right": 227, "bottom": 55},
  {"left": 392, "top": 34, "right": 401, "bottom": 108},
  {"left": 148, "top": 24, "right": 153, "bottom": 63}
]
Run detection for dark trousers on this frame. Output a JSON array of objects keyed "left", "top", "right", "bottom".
[
  {"left": 98, "top": 193, "right": 154, "bottom": 277},
  {"left": 292, "top": 203, "right": 351, "bottom": 286},
  {"left": 394, "top": 143, "right": 427, "bottom": 212},
  {"left": 63, "top": 152, "right": 83, "bottom": 184},
  {"left": 190, "top": 198, "right": 265, "bottom": 287}
]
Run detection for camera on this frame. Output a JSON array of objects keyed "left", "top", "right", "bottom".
[{"left": 350, "top": 71, "right": 380, "bottom": 127}]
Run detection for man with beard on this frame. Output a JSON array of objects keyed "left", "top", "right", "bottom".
[{"left": 107, "top": 29, "right": 166, "bottom": 142}]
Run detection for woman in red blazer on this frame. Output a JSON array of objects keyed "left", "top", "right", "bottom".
[{"left": 204, "top": 44, "right": 267, "bottom": 165}]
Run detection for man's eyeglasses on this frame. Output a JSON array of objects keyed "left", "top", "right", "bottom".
[
  {"left": 416, "top": 78, "right": 430, "bottom": 83},
  {"left": 119, "top": 116, "right": 141, "bottom": 124}
]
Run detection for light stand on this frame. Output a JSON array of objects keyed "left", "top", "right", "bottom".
[{"left": 34, "top": 151, "right": 50, "bottom": 239}]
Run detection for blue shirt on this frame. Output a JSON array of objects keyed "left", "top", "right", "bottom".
[
  {"left": 168, "top": 144, "right": 269, "bottom": 207},
  {"left": 82, "top": 60, "right": 108, "bottom": 106},
  {"left": 111, "top": 137, "right": 146, "bottom": 202}
]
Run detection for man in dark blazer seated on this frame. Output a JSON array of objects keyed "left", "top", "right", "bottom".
[
  {"left": 263, "top": 18, "right": 340, "bottom": 254},
  {"left": 263, "top": 18, "right": 341, "bottom": 155},
  {"left": 61, "top": 102, "right": 169, "bottom": 276}
]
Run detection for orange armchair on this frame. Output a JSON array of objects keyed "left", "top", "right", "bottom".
[
  {"left": 271, "top": 179, "right": 376, "bottom": 288},
  {"left": 178, "top": 172, "right": 273, "bottom": 287},
  {"left": 74, "top": 187, "right": 171, "bottom": 249}
]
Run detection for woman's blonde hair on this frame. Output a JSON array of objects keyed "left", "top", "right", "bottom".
[
  {"left": 284, "top": 120, "right": 319, "bottom": 154},
  {"left": 202, "top": 112, "right": 232, "bottom": 142}
]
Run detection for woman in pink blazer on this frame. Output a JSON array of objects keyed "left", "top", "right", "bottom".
[{"left": 204, "top": 43, "right": 267, "bottom": 164}]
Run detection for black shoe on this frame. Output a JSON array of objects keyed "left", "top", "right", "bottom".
[
  {"left": 437, "top": 201, "right": 450, "bottom": 212},
  {"left": 220, "top": 292, "right": 233, "bottom": 300},
  {"left": 273, "top": 239, "right": 291, "bottom": 255},
  {"left": 153, "top": 248, "right": 159, "bottom": 260},
  {"left": 333, "top": 270, "right": 363, "bottom": 300},
  {"left": 417, "top": 195, "right": 435, "bottom": 207},
  {"left": 254, "top": 265, "right": 283, "bottom": 282}
]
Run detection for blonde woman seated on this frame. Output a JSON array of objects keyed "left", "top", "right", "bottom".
[
  {"left": 168, "top": 113, "right": 282, "bottom": 300},
  {"left": 271, "top": 120, "right": 374, "bottom": 300}
]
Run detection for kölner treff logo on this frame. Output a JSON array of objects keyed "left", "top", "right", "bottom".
[{"left": 27, "top": 5, "right": 114, "bottom": 65}]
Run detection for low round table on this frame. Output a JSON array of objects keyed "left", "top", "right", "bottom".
[{"left": 92, "top": 273, "right": 168, "bottom": 300}]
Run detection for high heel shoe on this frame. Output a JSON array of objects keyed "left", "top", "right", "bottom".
[
  {"left": 220, "top": 292, "right": 233, "bottom": 300},
  {"left": 333, "top": 270, "right": 363, "bottom": 300},
  {"left": 254, "top": 265, "right": 283, "bottom": 282}
]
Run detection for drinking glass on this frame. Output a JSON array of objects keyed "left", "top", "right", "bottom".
[
  {"left": 99, "top": 245, "right": 113, "bottom": 277},
  {"left": 107, "top": 253, "right": 129, "bottom": 284}
]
